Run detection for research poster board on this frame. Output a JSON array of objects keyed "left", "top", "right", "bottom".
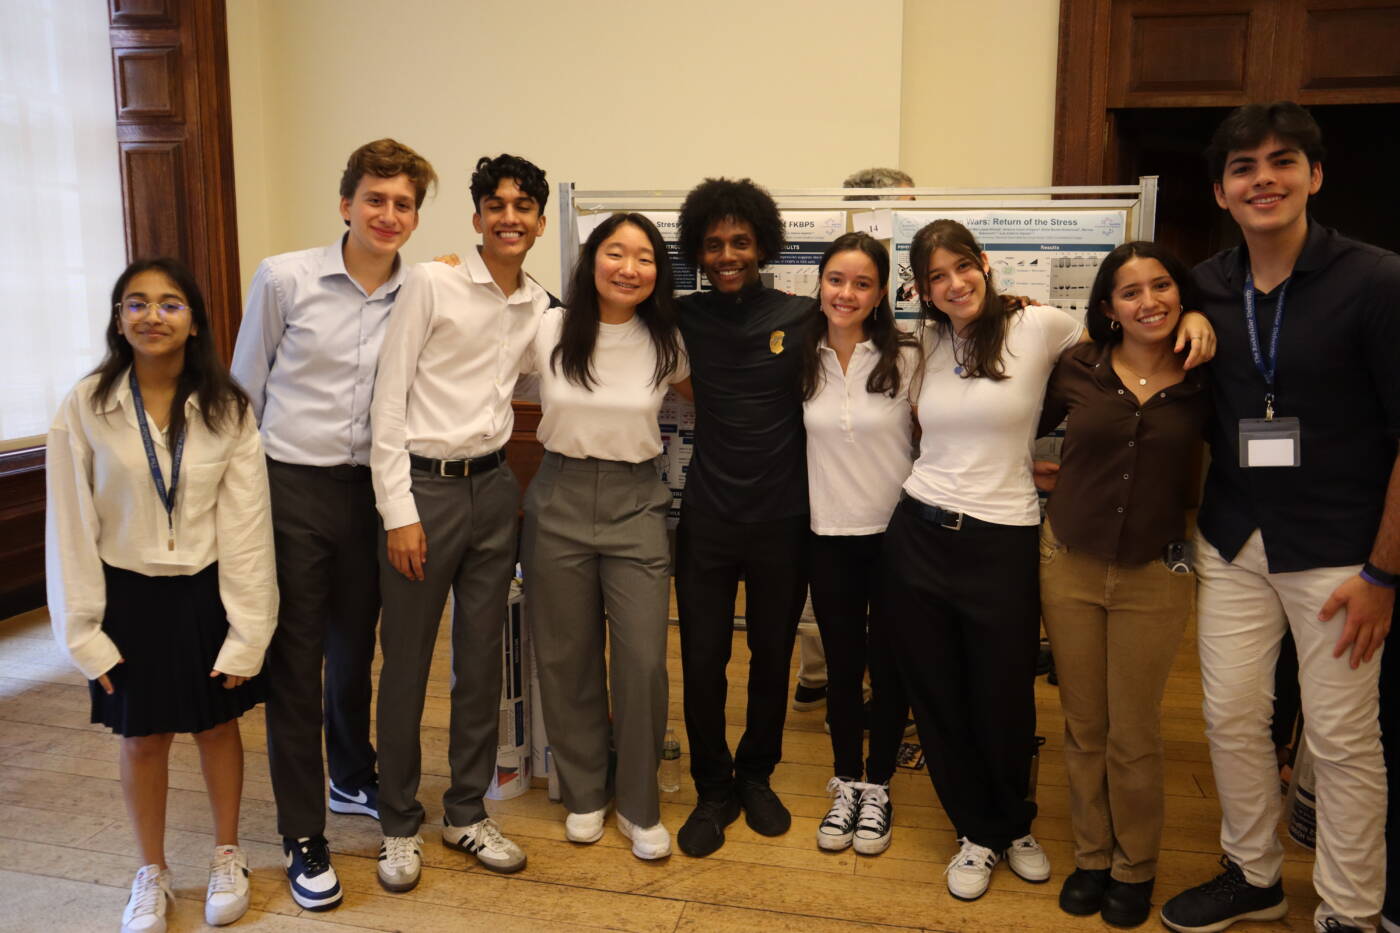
[{"left": 889, "top": 210, "right": 1129, "bottom": 323}]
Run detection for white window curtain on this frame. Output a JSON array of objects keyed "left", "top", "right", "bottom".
[{"left": 0, "top": 0, "right": 127, "bottom": 448}]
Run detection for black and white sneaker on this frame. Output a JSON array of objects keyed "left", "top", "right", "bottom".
[
  {"left": 945, "top": 837, "right": 1000, "bottom": 901},
  {"left": 328, "top": 779, "right": 380, "bottom": 820},
  {"left": 1159, "top": 855, "right": 1287, "bottom": 932},
  {"left": 816, "top": 777, "right": 859, "bottom": 851},
  {"left": 282, "top": 835, "right": 343, "bottom": 911},
  {"left": 852, "top": 782, "right": 892, "bottom": 855}
]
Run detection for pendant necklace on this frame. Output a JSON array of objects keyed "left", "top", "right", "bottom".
[{"left": 1115, "top": 349, "right": 1170, "bottom": 387}]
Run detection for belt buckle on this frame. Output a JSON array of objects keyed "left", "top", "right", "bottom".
[
  {"left": 939, "top": 509, "right": 963, "bottom": 531},
  {"left": 440, "top": 459, "right": 465, "bottom": 477}
]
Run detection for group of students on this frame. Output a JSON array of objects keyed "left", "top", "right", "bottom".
[{"left": 43, "top": 100, "right": 1396, "bottom": 933}]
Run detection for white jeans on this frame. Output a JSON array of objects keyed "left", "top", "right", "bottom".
[{"left": 1196, "top": 529, "right": 1387, "bottom": 932}]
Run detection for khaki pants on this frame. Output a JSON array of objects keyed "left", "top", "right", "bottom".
[{"left": 1039, "top": 520, "right": 1193, "bottom": 881}]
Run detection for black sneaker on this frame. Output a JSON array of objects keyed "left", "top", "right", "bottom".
[
  {"left": 1059, "top": 867, "right": 1111, "bottom": 916},
  {"left": 328, "top": 778, "right": 379, "bottom": 820},
  {"left": 677, "top": 794, "right": 741, "bottom": 857},
  {"left": 1159, "top": 855, "right": 1287, "bottom": 932},
  {"left": 737, "top": 779, "right": 791, "bottom": 836},
  {"left": 1102, "top": 878, "right": 1154, "bottom": 928},
  {"left": 793, "top": 683, "right": 827, "bottom": 711}
]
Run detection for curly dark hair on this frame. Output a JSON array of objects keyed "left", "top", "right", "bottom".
[
  {"left": 554, "top": 213, "right": 683, "bottom": 390},
  {"left": 1205, "top": 101, "right": 1325, "bottom": 182},
  {"left": 93, "top": 258, "right": 249, "bottom": 442},
  {"left": 800, "top": 232, "right": 917, "bottom": 400},
  {"left": 470, "top": 154, "right": 549, "bottom": 212},
  {"left": 1084, "top": 241, "right": 1198, "bottom": 344},
  {"left": 677, "top": 177, "right": 785, "bottom": 267}
]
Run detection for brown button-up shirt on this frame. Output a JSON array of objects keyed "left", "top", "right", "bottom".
[{"left": 1038, "top": 341, "right": 1210, "bottom": 565}]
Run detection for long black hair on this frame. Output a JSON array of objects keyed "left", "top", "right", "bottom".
[
  {"left": 1085, "top": 241, "right": 1198, "bottom": 344},
  {"left": 92, "top": 257, "right": 249, "bottom": 441},
  {"left": 910, "top": 218, "right": 1017, "bottom": 381},
  {"left": 800, "top": 232, "right": 917, "bottom": 401},
  {"left": 553, "top": 213, "right": 682, "bottom": 389}
]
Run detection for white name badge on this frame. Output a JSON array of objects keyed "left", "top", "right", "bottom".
[{"left": 1239, "top": 417, "right": 1301, "bottom": 468}]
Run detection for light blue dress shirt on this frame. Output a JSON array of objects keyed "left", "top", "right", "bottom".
[{"left": 231, "top": 237, "right": 406, "bottom": 467}]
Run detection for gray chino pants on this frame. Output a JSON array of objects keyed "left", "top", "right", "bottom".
[
  {"left": 375, "top": 462, "right": 518, "bottom": 837},
  {"left": 521, "top": 452, "right": 671, "bottom": 827}
]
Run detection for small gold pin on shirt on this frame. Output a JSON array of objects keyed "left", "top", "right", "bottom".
[{"left": 770, "top": 330, "right": 786, "bottom": 354}]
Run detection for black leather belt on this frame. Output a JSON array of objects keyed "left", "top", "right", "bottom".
[
  {"left": 898, "top": 492, "right": 986, "bottom": 531},
  {"left": 409, "top": 450, "right": 505, "bottom": 478}
]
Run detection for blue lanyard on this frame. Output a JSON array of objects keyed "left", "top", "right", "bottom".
[
  {"left": 1243, "top": 271, "right": 1288, "bottom": 419},
  {"left": 128, "top": 369, "right": 185, "bottom": 550}
]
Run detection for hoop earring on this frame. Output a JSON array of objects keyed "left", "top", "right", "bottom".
[{"left": 1110, "top": 320, "right": 1121, "bottom": 331}]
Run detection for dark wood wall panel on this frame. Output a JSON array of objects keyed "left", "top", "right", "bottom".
[
  {"left": 113, "top": 47, "right": 182, "bottom": 119},
  {"left": 109, "top": 0, "right": 176, "bottom": 26},
  {"left": 1107, "top": 1, "right": 1278, "bottom": 107},
  {"left": 1295, "top": 5, "right": 1400, "bottom": 96},
  {"left": 120, "top": 142, "right": 189, "bottom": 260},
  {"left": 1056, "top": 0, "right": 1400, "bottom": 191}
]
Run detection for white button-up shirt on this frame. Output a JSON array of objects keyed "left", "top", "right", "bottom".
[
  {"left": 804, "top": 341, "right": 917, "bottom": 535},
  {"left": 230, "top": 238, "right": 405, "bottom": 467},
  {"left": 44, "top": 372, "right": 278, "bottom": 680},
  {"left": 371, "top": 248, "right": 549, "bottom": 530}
]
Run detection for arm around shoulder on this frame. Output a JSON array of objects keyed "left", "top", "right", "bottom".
[{"left": 371, "top": 264, "right": 435, "bottom": 531}]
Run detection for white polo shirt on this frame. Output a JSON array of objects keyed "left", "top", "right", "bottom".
[
  {"left": 804, "top": 340, "right": 918, "bottom": 535},
  {"left": 904, "top": 304, "right": 1083, "bottom": 526},
  {"left": 527, "top": 307, "right": 689, "bottom": 463},
  {"left": 371, "top": 248, "right": 550, "bottom": 530}
]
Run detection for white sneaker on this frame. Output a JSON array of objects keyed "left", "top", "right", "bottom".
[
  {"left": 617, "top": 813, "right": 671, "bottom": 860},
  {"left": 945, "top": 837, "right": 999, "bottom": 901},
  {"left": 377, "top": 834, "right": 423, "bottom": 892},
  {"left": 816, "top": 777, "right": 859, "bottom": 851},
  {"left": 121, "top": 864, "right": 172, "bottom": 933},
  {"left": 205, "top": 844, "right": 250, "bottom": 926},
  {"left": 565, "top": 806, "right": 608, "bottom": 844},
  {"left": 852, "top": 782, "right": 892, "bottom": 855},
  {"left": 443, "top": 817, "right": 526, "bottom": 873},
  {"left": 1004, "top": 833, "right": 1051, "bottom": 883}
]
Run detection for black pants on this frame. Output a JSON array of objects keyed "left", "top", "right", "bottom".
[
  {"left": 809, "top": 531, "right": 906, "bottom": 784},
  {"left": 883, "top": 497, "right": 1040, "bottom": 851},
  {"left": 676, "top": 507, "right": 808, "bottom": 798},
  {"left": 1383, "top": 606, "right": 1400, "bottom": 924},
  {"left": 264, "top": 459, "right": 381, "bottom": 838}
]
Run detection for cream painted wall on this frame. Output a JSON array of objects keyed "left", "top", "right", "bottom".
[
  {"left": 227, "top": 0, "right": 905, "bottom": 299},
  {"left": 899, "top": 0, "right": 1060, "bottom": 188}
]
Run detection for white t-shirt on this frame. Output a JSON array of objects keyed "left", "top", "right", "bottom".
[
  {"left": 904, "top": 304, "right": 1083, "bottom": 526},
  {"left": 804, "top": 340, "right": 917, "bottom": 535},
  {"left": 529, "top": 307, "right": 690, "bottom": 462}
]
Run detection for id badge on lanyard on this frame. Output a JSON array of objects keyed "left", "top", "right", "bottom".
[{"left": 1238, "top": 273, "right": 1300, "bottom": 468}]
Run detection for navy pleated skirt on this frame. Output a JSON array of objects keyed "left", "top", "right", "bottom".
[{"left": 89, "top": 563, "right": 265, "bottom": 737}]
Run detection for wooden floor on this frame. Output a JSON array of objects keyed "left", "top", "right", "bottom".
[{"left": 0, "top": 598, "right": 1320, "bottom": 933}]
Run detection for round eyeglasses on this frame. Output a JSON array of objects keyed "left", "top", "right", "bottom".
[{"left": 116, "top": 299, "right": 189, "bottom": 319}]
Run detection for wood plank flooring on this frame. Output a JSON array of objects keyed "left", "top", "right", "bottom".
[{"left": 0, "top": 600, "right": 1319, "bottom": 932}]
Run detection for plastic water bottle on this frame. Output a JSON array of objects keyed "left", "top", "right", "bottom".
[{"left": 659, "top": 728, "right": 682, "bottom": 793}]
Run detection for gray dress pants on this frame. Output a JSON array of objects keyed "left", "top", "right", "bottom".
[
  {"left": 376, "top": 463, "right": 518, "bottom": 837},
  {"left": 521, "top": 452, "right": 671, "bottom": 827}
]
